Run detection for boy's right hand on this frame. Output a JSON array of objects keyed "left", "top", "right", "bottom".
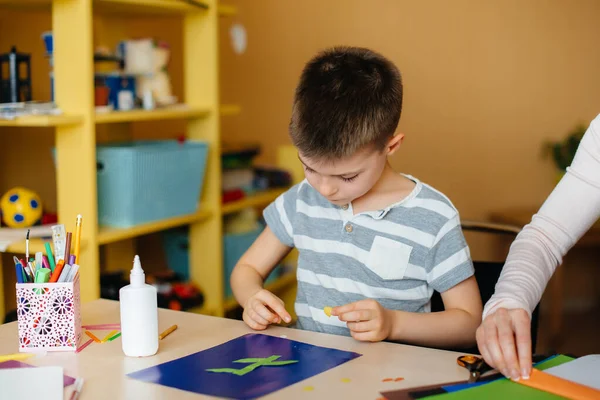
[{"left": 242, "top": 289, "right": 291, "bottom": 330}]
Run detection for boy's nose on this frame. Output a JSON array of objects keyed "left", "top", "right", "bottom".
[{"left": 319, "top": 181, "right": 337, "bottom": 197}]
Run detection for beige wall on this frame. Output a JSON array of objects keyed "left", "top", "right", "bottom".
[{"left": 219, "top": 0, "right": 600, "bottom": 224}]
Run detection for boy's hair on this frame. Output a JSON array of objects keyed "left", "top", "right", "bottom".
[{"left": 289, "top": 46, "right": 403, "bottom": 160}]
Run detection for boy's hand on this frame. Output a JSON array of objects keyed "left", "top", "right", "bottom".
[
  {"left": 333, "top": 299, "right": 393, "bottom": 342},
  {"left": 243, "top": 289, "right": 292, "bottom": 330}
]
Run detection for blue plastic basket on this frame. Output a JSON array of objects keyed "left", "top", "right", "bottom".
[
  {"left": 162, "top": 225, "right": 280, "bottom": 296},
  {"left": 96, "top": 140, "right": 208, "bottom": 227},
  {"left": 223, "top": 226, "right": 280, "bottom": 298}
]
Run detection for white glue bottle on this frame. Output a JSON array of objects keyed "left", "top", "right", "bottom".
[{"left": 119, "top": 255, "right": 159, "bottom": 357}]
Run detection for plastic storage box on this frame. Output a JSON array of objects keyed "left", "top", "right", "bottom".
[{"left": 96, "top": 140, "right": 208, "bottom": 227}]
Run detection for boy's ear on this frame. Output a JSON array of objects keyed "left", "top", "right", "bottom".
[{"left": 387, "top": 133, "right": 404, "bottom": 156}]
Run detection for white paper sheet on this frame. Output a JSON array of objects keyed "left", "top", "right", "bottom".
[
  {"left": 0, "top": 366, "right": 63, "bottom": 400},
  {"left": 545, "top": 354, "right": 600, "bottom": 390}
]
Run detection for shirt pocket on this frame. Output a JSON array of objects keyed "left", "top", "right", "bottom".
[{"left": 367, "top": 236, "right": 413, "bottom": 280}]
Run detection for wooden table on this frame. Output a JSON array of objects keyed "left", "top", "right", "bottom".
[
  {"left": 0, "top": 299, "right": 470, "bottom": 399},
  {"left": 491, "top": 207, "right": 600, "bottom": 349}
]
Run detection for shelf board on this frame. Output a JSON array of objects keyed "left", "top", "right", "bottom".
[
  {"left": 0, "top": 115, "right": 83, "bottom": 127},
  {"left": 223, "top": 271, "right": 297, "bottom": 312},
  {"left": 4, "top": 238, "right": 48, "bottom": 255},
  {"left": 217, "top": 4, "right": 237, "bottom": 17},
  {"left": 222, "top": 188, "right": 287, "bottom": 216},
  {"left": 97, "top": 209, "right": 213, "bottom": 245},
  {"left": 5, "top": 238, "right": 87, "bottom": 255},
  {"left": 95, "top": 106, "right": 210, "bottom": 124},
  {"left": 0, "top": 0, "right": 209, "bottom": 14},
  {"left": 219, "top": 104, "right": 241, "bottom": 117},
  {"left": 95, "top": 0, "right": 208, "bottom": 15}
]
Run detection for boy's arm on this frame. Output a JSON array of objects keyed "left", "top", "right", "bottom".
[
  {"left": 230, "top": 226, "right": 293, "bottom": 315},
  {"left": 334, "top": 276, "right": 482, "bottom": 348},
  {"left": 387, "top": 276, "right": 482, "bottom": 347}
]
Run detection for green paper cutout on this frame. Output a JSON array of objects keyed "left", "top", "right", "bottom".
[
  {"left": 207, "top": 355, "right": 299, "bottom": 376},
  {"left": 420, "top": 355, "right": 575, "bottom": 400}
]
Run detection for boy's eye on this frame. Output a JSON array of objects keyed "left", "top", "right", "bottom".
[
  {"left": 341, "top": 175, "right": 358, "bottom": 182},
  {"left": 304, "top": 166, "right": 315, "bottom": 174}
]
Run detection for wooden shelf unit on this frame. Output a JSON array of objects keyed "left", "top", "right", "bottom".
[{"left": 0, "top": 1, "right": 293, "bottom": 320}]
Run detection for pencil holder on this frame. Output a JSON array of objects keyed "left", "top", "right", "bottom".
[{"left": 15, "top": 276, "right": 82, "bottom": 352}]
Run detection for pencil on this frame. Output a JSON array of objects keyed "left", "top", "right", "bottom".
[
  {"left": 64, "top": 232, "right": 72, "bottom": 262},
  {"left": 76, "top": 339, "right": 93, "bottom": 354},
  {"left": 74, "top": 214, "right": 82, "bottom": 263},
  {"left": 107, "top": 332, "right": 121, "bottom": 342},
  {"left": 85, "top": 331, "right": 101, "bottom": 343},
  {"left": 0, "top": 353, "right": 34, "bottom": 363},
  {"left": 159, "top": 324, "right": 178, "bottom": 340},
  {"left": 101, "top": 330, "right": 118, "bottom": 343},
  {"left": 49, "top": 259, "right": 65, "bottom": 283},
  {"left": 26, "top": 229, "right": 30, "bottom": 262}
]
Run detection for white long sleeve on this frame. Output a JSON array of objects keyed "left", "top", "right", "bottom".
[{"left": 483, "top": 113, "right": 600, "bottom": 319}]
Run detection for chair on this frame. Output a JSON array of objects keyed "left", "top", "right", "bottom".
[{"left": 430, "top": 220, "right": 540, "bottom": 355}]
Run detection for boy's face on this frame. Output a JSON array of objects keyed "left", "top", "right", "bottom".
[{"left": 298, "top": 135, "right": 402, "bottom": 206}]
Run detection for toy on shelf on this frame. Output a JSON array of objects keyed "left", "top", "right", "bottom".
[
  {"left": 221, "top": 143, "right": 292, "bottom": 204},
  {"left": 0, "top": 187, "right": 43, "bottom": 228},
  {"left": 119, "top": 39, "right": 177, "bottom": 108},
  {"left": 0, "top": 46, "right": 32, "bottom": 103}
]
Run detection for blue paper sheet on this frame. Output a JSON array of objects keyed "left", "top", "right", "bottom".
[{"left": 127, "top": 333, "right": 362, "bottom": 399}]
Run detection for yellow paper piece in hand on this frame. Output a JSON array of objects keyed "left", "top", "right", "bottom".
[{"left": 323, "top": 306, "right": 332, "bottom": 317}]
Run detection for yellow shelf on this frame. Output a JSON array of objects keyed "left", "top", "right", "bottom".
[
  {"left": 4, "top": 238, "right": 47, "bottom": 255},
  {"left": 5, "top": 238, "right": 87, "bottom": 255},
  {"left": 222, "top": 188, "right": 287, "bottom": 216},
  {"left": 96, "top": 0, "right": 208, "bottom": 14},
  {"left": 223, "top": 271, "right": 297, "bottom": 312},
  {"left": 95, "top": 106, "right": 211, "bottom": 124},
  {"left": 97, "top": 209, "right": 213, "bottom": 245},
  {"left": 219, "top": 104, "right": 241, "bottom": 116},
  {"left": 0, "top": 0, "right": 209, "bottom": 14},
  {"left": 0, "top": 115, "right": 83, "bottom": 127},
  {"left": 218, "top": 4, "right": 237, "bottom": 17}
]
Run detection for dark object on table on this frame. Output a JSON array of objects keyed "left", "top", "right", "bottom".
[{"left": 0, "top": 46, "right": 32, "bottom": 103}]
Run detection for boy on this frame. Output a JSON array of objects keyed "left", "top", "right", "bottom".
[{"left": 231, "top": 47, "right": 482, "bottom": 348}]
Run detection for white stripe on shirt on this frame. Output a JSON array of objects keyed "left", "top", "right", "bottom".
[
  {"left": 433, "top": 216, "right": 461, "bottom": 247},
  {"left": 352, "top": 217, "right": 435, "bottom": 248},
  {"left": 297, "top": 268, "right": 430, "bottom": 301},
  {"left": 400, "top": 197, "right": 457, "bottom": 219},
  {"left": 275, "top": 194, "right": 293, "bottom": 239},
  {"left": 295, "top": 303, "right": 348, "bottom": 328},
  {"left": 296, "top": 199, "right": 341, "bottom": 220},
  {"left": 428, "top": 247, "right": 471, "bottom": 282},
  {"left": 295, "top": 235, "right": 370, "bottom": 265}
]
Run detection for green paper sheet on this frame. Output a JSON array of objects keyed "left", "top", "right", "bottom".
[{"left": 423, "top": 355, "right": 575, "bottom": 400}]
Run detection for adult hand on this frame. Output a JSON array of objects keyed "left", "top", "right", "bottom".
[{"left": 476, "top": 308, "right": 532, "bottom": 380}]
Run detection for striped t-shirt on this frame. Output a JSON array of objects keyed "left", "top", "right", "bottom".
[{"left": 263, "top": 175, "right": 474, "bottom": 337}]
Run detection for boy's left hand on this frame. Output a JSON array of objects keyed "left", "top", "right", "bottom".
[{"left": 332, "top": 299, "right": 394, "bottom": 342}]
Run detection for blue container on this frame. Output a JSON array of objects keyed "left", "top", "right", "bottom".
[
  {"left": 223, "top": 226, "right": 280, "bottom": 298},
  {"left": 162, "top": 228, "right": 191, "bottom": 281},
  {"left": 96, "top": 140, "right": 208, "bottom": 227},
  {"left": 162, "top": 225, "right": 280, "bottom": 297},
  {"left": 41, "top": 31, "right": 53, "bottom": 55},
  {"left": 101, "top": 73, "right": 136, "bottom": 110}
]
